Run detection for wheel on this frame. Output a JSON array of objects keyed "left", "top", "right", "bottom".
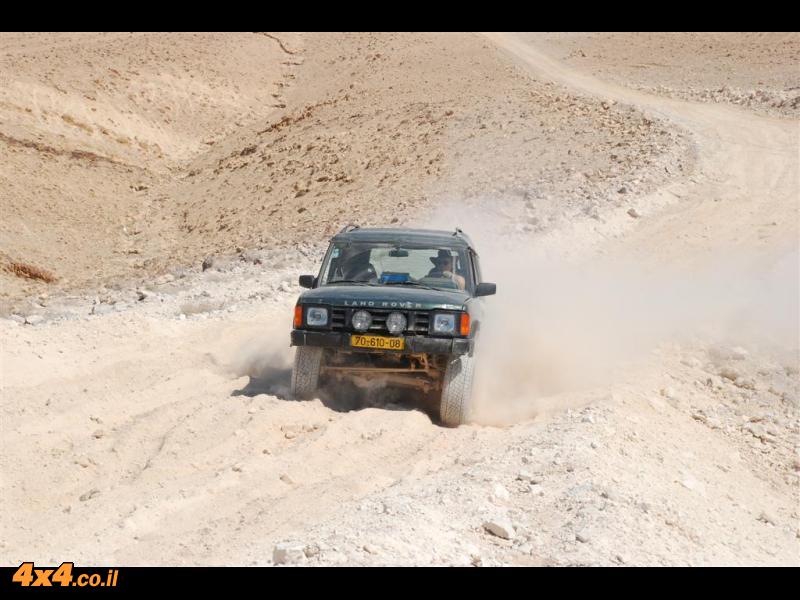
[
  {"left": 439, "top": 353, "right": 476, "bottom": 426},
  {"left": 291, "top": 346, "right": 323, "bottom": 400}
]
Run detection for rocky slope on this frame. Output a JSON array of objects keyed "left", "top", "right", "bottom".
[{"left": 1, "top": 32, "right": 690, "bottom": 312}]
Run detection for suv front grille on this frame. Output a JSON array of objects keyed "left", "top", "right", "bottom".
[{"left": 331, "top": 307, "right": 429, "bottom": 335}]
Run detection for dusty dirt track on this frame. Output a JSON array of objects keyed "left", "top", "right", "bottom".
[{"left": 1, "top": 33, "right": 798, "bottom": 566}]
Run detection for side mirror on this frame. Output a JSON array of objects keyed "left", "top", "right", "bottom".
[
  {"left": 298, "top": 275, "right": 315, "bottom": 289},
  {"left": 474, "top": 282, "right": 496, "bottom": 297}
]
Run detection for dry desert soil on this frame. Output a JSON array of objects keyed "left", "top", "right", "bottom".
[{"left": 1, "top": 32, "right": 798, "bottom": 566}]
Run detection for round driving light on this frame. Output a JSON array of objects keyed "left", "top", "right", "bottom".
[
  {"left": 386, "top": 312, "right": 407, "bottom": 335},
  {"left": 351, "top": 310, "right": 372, "bottom": 332}
]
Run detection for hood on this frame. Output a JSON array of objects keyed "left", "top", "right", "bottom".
[{"left": 298, "top": 284, "right": 469, "bottom": 311}]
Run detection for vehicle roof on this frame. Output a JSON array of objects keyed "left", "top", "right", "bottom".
[{"left": 330, "top": 227, "right": 476, "bottom": 250}]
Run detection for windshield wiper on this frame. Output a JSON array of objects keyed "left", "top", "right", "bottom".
[
  {"left": 382, "top": 281, "right": 439, "bottom": 291},
  {"left": 326, "top": 280, "right": 380, "bottom": 286}
]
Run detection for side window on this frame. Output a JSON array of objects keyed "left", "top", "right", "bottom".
[{"left": 320, "top": 245, "right": 339, "bottom": 282}]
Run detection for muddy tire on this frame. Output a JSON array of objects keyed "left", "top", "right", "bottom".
[
  {"left": 291, "top": 346, "right": 323, "bottom": 400},
  {"left": 439, "top": 353, "right": 476, "bottom": 426}
]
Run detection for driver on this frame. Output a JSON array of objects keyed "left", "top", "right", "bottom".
[
  {"left": 336, "top": 249, "right": 377, "bottom": 282},
  {"left": 427, "top": 249, "right": 466, "bottom": 290}
]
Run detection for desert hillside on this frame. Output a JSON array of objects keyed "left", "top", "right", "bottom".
[
  {"left": 0, "top": 32, "right": 296, "bottom": 302},
  {"left": 2, "top": 32, "right": 689, "bottom": 311},
  {"left": 532, "top": 32, "right": 800, "bottom": 116}
]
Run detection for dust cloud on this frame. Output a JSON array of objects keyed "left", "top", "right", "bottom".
[
  {"left": 225, "top": 322, "right": 294, "bottom": 398},
  {"left": 223, "top": 207, "right": 798, "bottom": 426},
  {"left": 428, "top": 203, "right": 799, "bottom": 425}
]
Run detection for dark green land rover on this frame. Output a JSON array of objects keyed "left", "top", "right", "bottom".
[{"left": 290, "top": 225, "right": 496, "bottom": 426}]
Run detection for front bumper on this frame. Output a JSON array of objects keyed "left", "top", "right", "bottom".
[{"left": 291, "top": 330, "right": 472, "bottom": 355}]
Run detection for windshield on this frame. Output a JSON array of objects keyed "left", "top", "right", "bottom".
[{"left": 319, "top": 242, "right": 473, "bottom": 292}]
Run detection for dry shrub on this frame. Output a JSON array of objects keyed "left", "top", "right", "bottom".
[{"left": 4, "top": 261, "right": 57, "bottom": 283}]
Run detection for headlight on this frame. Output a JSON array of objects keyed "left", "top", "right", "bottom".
[
  {"left": 432, "top": 313, "right": 456, "bottom": 334},
  {"left": 386, "top": 312, "right": 407, "bottom": 335},
  {"left": 352, "top": 310, "right": 372, "bottom": 332},
  {"left": 306, "top": 307, "right": 328, "bottom": 327}
]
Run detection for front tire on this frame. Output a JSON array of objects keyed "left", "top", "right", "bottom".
[
  {"left": 439, "top": 353, "right": 476, "bottom": 426},
  {"left": 291, "top": 346, "right": 323, "bottom": 400}
]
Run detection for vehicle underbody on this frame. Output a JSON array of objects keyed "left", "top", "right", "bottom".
[{"left": 321, "top": 349, "right": 449, "bottom": 394}]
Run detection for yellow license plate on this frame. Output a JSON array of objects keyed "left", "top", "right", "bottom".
[{"left": 350, "top": 334, "right": 405, "bottom": 350}]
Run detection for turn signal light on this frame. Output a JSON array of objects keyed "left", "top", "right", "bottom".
[
  {"left": 293, "top": 305, "right": 303, "bottom": 328},
  {"left": 460, "top": 312, "right": 471, "bottom": 336}
]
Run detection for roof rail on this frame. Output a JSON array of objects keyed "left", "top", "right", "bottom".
[{"left": 339, "top": 223, "right": 360, "bottom": 233}]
